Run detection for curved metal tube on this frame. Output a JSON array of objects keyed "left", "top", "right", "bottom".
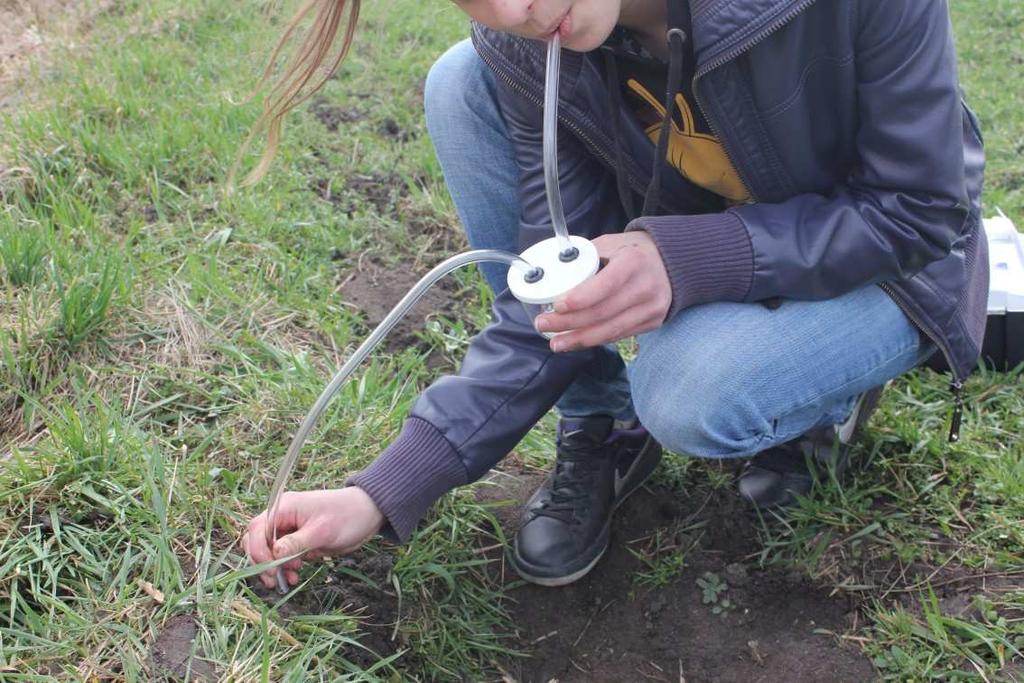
[
  {"left": 266, "top": 249, "right": 537, "bottom": 593},
  {"left": 543, "top": 34, "right": 575, "bottom": 259}
]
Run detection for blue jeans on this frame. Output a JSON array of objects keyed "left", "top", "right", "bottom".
[{"left": 424, "top": 39, "right": 932, "bottom": 457}]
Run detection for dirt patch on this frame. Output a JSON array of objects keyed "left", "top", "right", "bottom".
[
  {"left": 252, "top": 552, "right": 408, "bottom": 671},
  {"left": 33, "top": 508, "right": 113, "bottom": 533},
  {"left": 309, "top": 95, "right": 365, "bottom": 132},
  {"left": 379, "top": 117, "right": 416, "bottom": 142},
  {"left": 149, "top": 613, "right": 217, "bottom": 681},
  {"left": 402, "top": 201, "right": 463, "bottom": 254},
  {"left": 337, "top": 256, "right": 461, "bottom": 368},
  {"left": 312, "top": 171, "right": 409, "bottom": 216},
  {"left": 0, "top": 0, "right": 116, "bottom": 100},
  {"left": 787, "top": 487, "right": 1024, "bottom": 614},
  {"left": 346, "top": 172, "right": 406, "bottom": 214},
  {"left": 476, "top": 466, "right": 877, "bottom": 683}
]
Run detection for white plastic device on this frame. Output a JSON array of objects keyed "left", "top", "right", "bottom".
[
  {"left": 984, "top": 211, "right": 1024, "bottom": 316},
  {"left": 507, "top": 235, "right": 600, "bottom": 339},
  {"left": 980, "top": 210, "right": 1024, "bottom": 370}
]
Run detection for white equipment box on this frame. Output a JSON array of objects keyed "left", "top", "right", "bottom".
[{"left": 982, "top": 211, "right": 1024, "bottom": 369}]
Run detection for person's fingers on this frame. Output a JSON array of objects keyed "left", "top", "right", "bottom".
[
  {"left": 537, "top": 285, "right": 636, "bottom": 334},
  {"left": 245, "top": 515, "right": 272, "bottom": 565},
  {"left": 272, "top": 521, "right": 325, "bottom": 563},
  {"left": 247, "top": 505, "right": 308, "bottom": 588},
  {"left": 247, "top": 513, "right": 285, "bottom": 589},
  {"left": 550, "top": 298, "right": 661, "bottom": 351},
  {"left": 554, "top": 254, "right": 633, "bottom": 314}
]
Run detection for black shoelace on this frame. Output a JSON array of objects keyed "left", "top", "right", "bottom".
[{"left": 530, "top": 450, "right": 605, "bottom": 524}]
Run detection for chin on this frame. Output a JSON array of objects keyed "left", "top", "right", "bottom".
[
  {"left": 562, "top": 13, "right": 617, "bottom": 53},
  {"left": 563, "top": 32, "right": 605, "bottom": 52}
]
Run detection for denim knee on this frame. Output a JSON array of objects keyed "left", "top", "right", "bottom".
[
  {"left": 630, "top": 333, "right": 771, "bottom": 459},
  {"left": 423, "top": 39, "right": 518, "bottom": 293},
  {"left": 424, "top": 39, "right": 485, "bottom": 140}
]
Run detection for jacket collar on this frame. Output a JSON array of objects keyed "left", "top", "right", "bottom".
[{"left": 687, "top": 0, "right": 817, "bottom": 68}]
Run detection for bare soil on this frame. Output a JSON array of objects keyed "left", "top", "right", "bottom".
[
  {"left": 309, "top": 95, "right": 365, "bottom": 132},
  {"left": 251, "top": 552, "right": 412, "bottom": 672},
  {"left": 336, "top": 255, "right": 461, "bottom": 369},
  {"left": 248, "top": 462, "right": 879, "bottom": 681},
  {"left": 149, "top": 613, "right": 217, "bottom": 681},
  {"left": 476, "top": 466, "right": 877, "bottom": 683}
]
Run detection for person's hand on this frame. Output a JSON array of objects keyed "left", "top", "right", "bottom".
[
  {"left": 534, "top": 231, "right": 671, "bottom": 352},
  {"left": 241, "top": 487, "right": 384, "bottom": 589}
]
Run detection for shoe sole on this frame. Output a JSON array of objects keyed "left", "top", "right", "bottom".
[
  {"left": 512, "top": 526, "right": 612, "bottom": 587},
  {"left": 511, "top": 435, "right": 662, "bottom": 587}
]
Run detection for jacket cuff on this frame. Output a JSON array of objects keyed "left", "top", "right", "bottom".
[
  {"left": 346, "top": 417, "right": 467, "bottom": 543},
  {"left": 626, "top": 212, "right": 755, "bottom": 317}
]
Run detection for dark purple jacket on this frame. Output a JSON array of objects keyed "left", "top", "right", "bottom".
[{"left": 351, "top": 0, "right": 988, "bottom": 542}]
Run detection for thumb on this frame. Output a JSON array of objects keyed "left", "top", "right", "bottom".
[{"left": 272, "top": 524, "right": 321, "bottom": 560}]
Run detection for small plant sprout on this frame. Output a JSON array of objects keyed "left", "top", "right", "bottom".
[{"left": 697, "top": 572, "right": 734, "bottom": 615}]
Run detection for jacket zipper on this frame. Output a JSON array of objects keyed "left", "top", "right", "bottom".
[
  {"left": 690, "top": 0, "right": 966, "bottom": 442},
  {"left": 691, "top": 0, "right": 821, "bottom": 203},
  {"left": 878, "top": 283, "right": 966, "bottom": 443}
]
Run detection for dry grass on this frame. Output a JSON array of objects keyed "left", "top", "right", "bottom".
[
  {"left": 1, "top": 0, "right": 75, "bottom": 81},
  {"left": 0, "top": 0, "right": 122, "bottom": 116}
]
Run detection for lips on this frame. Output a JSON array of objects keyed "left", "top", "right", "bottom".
[
  {"left": 545, "top": 9, "right": 570, "bottom": 37},
  {"left": 556, "top": 11, "right": 571, "bottom": 38}
]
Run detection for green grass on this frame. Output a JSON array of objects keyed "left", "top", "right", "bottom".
[
  {"left": 952, "top": 0, "right": 1024, "bottom": 217},
  {"left": 0, "top": 0, "right": 1022, "bottom": 679},
  {"left": 628, "top": 519, "right": 705, "bottom": 591}
]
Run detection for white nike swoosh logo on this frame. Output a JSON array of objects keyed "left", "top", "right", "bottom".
[
  {"left": 562, "top": 429, "right": 585, "bottom": 439},
  {"left": 837, "top": 398, "right": 864, "bottom": 443},
  {"left": 614, "top": 462, "right": 630, "bottom": 494}
]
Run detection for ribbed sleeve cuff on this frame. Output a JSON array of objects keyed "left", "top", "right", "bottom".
[
  {"left": 627, "top": 212, "right": 755, "bottom": 318},
  {"left": 346, "top": 417, "right": 468, "bottom": 544}
]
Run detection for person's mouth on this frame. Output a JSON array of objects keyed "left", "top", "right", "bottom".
[{"left": 544, "top": 9, "right": 571, "bottom": 39}]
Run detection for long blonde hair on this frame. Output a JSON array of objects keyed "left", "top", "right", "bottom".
[{"left": 230, "top": 0, "right": 361, "bottom": 188}]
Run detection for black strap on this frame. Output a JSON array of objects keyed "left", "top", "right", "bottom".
[
  {"left": 641, "top": 2, "right": 692, "bottom": 216},
  {"left": 602, "top": 47, "right": 638, "bottom": 221},
  {"left": 604, "top": 1, "right": 715, "bottom": 219},
  {"left": 666, "top": 0, "right": 695, "bottom": 64}
]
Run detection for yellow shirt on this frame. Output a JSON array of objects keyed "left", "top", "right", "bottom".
[
  {"left": 612, "top": 29, "right": 751, "bottom": 204},
  {"left": 626, "top": 78, "right": 751, "bottom": 204}
]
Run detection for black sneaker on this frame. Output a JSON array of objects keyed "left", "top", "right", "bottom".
[
  {"left": 512, "top": 416, "right": 662, "bottom": 587},
  {"left": 737, "top": 384, "right": 886, "bottom": 508}
]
